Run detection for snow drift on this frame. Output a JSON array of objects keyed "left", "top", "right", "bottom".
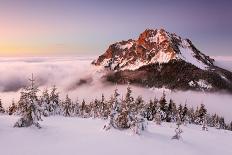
[{"left": 0, "top": 115, "right": 232, "bottom": 155}]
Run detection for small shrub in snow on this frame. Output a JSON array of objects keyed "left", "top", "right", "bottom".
[{"left": 172, "top": 121, "right": 183, "bottom": 140}]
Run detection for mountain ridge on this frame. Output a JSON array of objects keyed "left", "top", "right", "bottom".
[{"left": 93, "top": 28, "right": 232, "bottom": 92}]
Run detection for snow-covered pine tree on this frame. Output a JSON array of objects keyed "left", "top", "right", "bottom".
[
  {"left": 159, "top": 91, "right": 168, "bottom": 121},
  {"left": 219, "top": 117, "right": 226, "bottom": 129},
  {"left": 202, "top": 117, "right": 208, "bottom": 131},
  {"left": 118, "top": 85, "right": 134, "bottom": 129},
  {"left": 182, "top": 104, "right": 189, "bottom": 125},
  {"left": 154, "top": 107, "right": 162, "bottom": 125},
  {"left": 80, "top": 99, "right": 86, "bottom": 117},
  {"left": 62, "top": 95, "right": 72, "bottom": 117},
  {"left": 134, "top": 96, "right": 144, "bottom": 113},
  {"left": 178, "top": 104, "right": 183, "bottom": 122},
  {"left": 130, "top": 112, "right": 147, "bottom": 135},
  {"left": 145, "top": 98, "right": 158, "bottom": 121},
  {"left": 172, "top": 120, "right": 183, "bottom": 140},
  {"left": 73, "top": 99, "right": 80, "bottom": 117},
  {"left": 145, "top": 100, "right": 154, "bottom": 121},
  {"left": 49, "top": 85, "right": 60, "bottom": 115},
  {"left": 229, "top": 122, "right": 232, "bottom": 131},
  {"left": 14, "top": 74, "right": 42, "bottom": 128},
  {"left": 132, "top": 96, "right": 147, "bottom": 134},
  {"left": 92, "top": 99, "right": 100, "bottom": 118},
  {"left": 214, "top": 114, "right": 221, "bottom": 129},
  {"left": 198, "top": 104, "right": 207, "bottom": 124},
  {"left": 187, "top": 107, "right": 195, "bottom": 124},
  {"left": 103, "top": 88, "right": 121, "bottom": 130},
  {"left": 8, "top": 100, "right": 17, "bottom": 115},
  {"left": 0, "top": 99, "right": 5, "bottom": 114},
  {"left": 100, "top": 94, "right": 108, "bottom": 119},
  {"left": 166, "top": 99, "right": 177, "bottom": 122},
  {"left": 40, "top": 88, "right": 51, "bottom": 117},
  {"left": 124, "top": 86, "right": 146, "bottom": 134}
]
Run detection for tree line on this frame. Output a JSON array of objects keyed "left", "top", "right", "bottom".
[{"left": 0, "top": 76, "right": 232, "bottom": 135}]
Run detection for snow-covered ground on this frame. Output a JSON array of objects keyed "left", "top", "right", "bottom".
[{"left": 0, "top": 115, "right": 232, "bottom": 155}]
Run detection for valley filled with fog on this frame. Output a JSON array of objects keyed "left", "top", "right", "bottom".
[{"left": 0, "top": 57, "right": 232, "bottom": 121}]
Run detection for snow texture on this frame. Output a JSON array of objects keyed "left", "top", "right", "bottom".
[
  {"left": 178, "top": 46, "right": 208, "bottom": 70},
  {"left": 0, "top": 115, "right": 232, "bottom": 155}
]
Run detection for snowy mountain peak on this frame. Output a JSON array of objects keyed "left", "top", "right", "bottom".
[
  {"left": 93, "top": 28, "right": 214, "bottom": 71},
  {"left": 138, "top": 28, "right": 170, "bottom": 45}
]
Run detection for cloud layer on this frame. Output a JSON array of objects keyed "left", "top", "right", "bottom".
[{"left": 0, "top": 57, "right": 232, "bottom": 121}]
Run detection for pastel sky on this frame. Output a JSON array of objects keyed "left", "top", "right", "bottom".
[{"left": 0, "top": 0, "right": 231, "bottom": 57}]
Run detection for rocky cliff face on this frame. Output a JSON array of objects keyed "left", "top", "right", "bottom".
[{"left": 93, "top": 28, "right": 232, "bottom": 92}]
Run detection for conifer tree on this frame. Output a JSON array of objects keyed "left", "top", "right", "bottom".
[
  {"left": 14, "top": 74, "right": 42, "bottom": 128},
  {"left": 198, "top": 104, "right": 207, "bottom": 124},
  {"left": 166, "top": 99, "right": 177, "bottom": 122},
  {"left": 80, "top": 99, "right": 86, "bottom": 117},
  {"left": 178, "top": 104, "right": 183, "bottom": 122},
  {"left": 0, "top": 99, "right": 5, "bottom": 113},
  {"left": 154, "top": 107, "right": 162, "bottom": 125},
  {"left": 104, "top": 88, "right": 121, "bottom": 130},
  {"left": 182, "top": 104, "right": 189, "bottom": 124},
  {"left": 229, "top": 122, "right": 232, "bottom": 131},
  {"left": 202, "top": 117, "right": 208, "bottom": 131},
  {"left": 40, "top": 88, "right": 50, "bottom": 117},
  {"left": 92, "top": 99, "right": 100, "bottom": 118},
  {"left": 187, "top": 107, "right": 195, "bottom": 124},
  {"left": 100, "top": 94, "right": 108, "bottom": 119},
  {"left": 8, "top": 100, "right": 17, "bottom": 115},
  {"left": 49, "top": 85, "right": 60, "bottom": 115},
  {"left": 159, "top": 91, "right": 168, "bottom": 120},
  {"left": 62, "top": 95, "right": 72, "bottom": 117},
  {"left": 219, "top": 117, "right": 226, "bottom": 129},
  {"left": 73, "top": 99, "right": 80, "bottom": 117},
  {"left": 172, "top": 121, "right": 183, "bottom": 140},
  {"left": 145, "top": 98, "right": 158, "bottom": 121}
]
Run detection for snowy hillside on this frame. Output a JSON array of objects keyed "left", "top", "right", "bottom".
[{"left": 0, "top": 115, "right": 232, "bottom": 155}]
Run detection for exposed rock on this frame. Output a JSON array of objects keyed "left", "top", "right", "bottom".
[{"left": 93, "top": 28, "right": 232, "bottom": 92}]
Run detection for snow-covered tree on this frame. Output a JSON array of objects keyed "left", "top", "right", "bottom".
[
  {"left": 218, "top": 117, "right": 226, "bottom": 129},
  {"left": 159, "top": 91, "right": 168, "bottom": 120},
  {"left": 73, "top": 99, "right": 80, "bottom": 117},
  {"left": 100, "top": 94, "right": 108, "bottom": 119},
  {"left": 91, "top": 99, "right": 100, "bottom": 118},
  {"left": 228, "top": 122, "right": 232, "bottom": 131},
  {"left": 49, "top": 85, "right": 60, "bottom": 115},
  {"left": 154, "top": 108, "right": 162, "bottom": 125},
  {"left": 145, "top": 98, "right": 158, "bottom": 121},
  {"left": 130, "top": 113, "right": 147, "bottom": 135},
  {"left": 187, "top": 107, "right": 195, "bottom": 124},
  {"left": 14, "top": 74, "right": 42, "bottom": 128},
  {"left": 198, "top": 104, "right": 207, "bottom": 124},
  {"left": 172, "top": 120, "right": 183, "bottom": 140},
  {"left": 202, "top": 117, "right": 208, "bottom": 131},
  {"left": 104, "top": 88, "right": 121, "bottom": 130},
  {"left": 166, "top": 99, "right": 177, "bottom": 122},
  {"left": 182, "top": 104, "right": 189, "bottom": 125},
  {"left": 80, "top": 99, "right": 86, "bottom": 117},
  {"left": 0, "top": 99, "right": 5, "bottom": 114},
  {"left": 119, "top": 85, "right": 134, "bottom": 129},
  {"left": 40, "top": 88, "right": 51, "bottom": 117},
  {"left": 8, "top": 100, "right": 17, "bottom": 115},
  {"left": 62, "top": 95, "right": 72, "bottom": 117}
]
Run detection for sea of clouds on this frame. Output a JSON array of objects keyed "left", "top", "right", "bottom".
[{"left": 0, "top": 56, "right": 232, "bottom": 121}]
